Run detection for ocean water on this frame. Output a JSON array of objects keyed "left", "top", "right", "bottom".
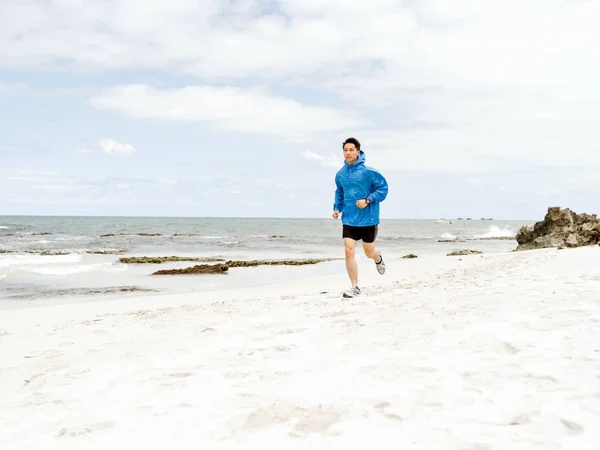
[{"left": 0, "top": 216, "right": 531, "bottom": 308}]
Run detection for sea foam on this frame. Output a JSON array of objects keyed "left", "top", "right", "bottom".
[{"left": 476, "top": 225, "right": 515, "bottom": 238}]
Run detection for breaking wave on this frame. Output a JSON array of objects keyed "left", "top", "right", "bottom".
[{"left": 476, "top": 225, "right": 515, "bottom": 239}]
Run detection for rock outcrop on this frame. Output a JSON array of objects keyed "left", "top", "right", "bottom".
[
  {"left": 101, "top": 233, "right": 162, "bottom": 237},
  {"left": 150, "top": 258, "right": 340, "bottom": 275},
  {"left": 447, "top": 249, "right": 483, "bottom": 256},
  {"left": 152, "top": 264, "right": 229, "bottom": 275},
  {"left": 120, "top": 256, "right": 224, "bottom": 264},
  {"left": 515, "top": 206, "right": 600, "bottom": 250},
  {"left": 224, "top": 258, "right": 338, "bottom": 268},
  {"left": 438, "top": 236, "right": 514, "bottom": 243}
]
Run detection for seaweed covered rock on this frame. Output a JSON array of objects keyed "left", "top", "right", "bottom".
[
  {"left": 515, "top": 206, "right": 600, "bottom": 250},
  {"left": 152, "top": 264, "right": 229, "bottom": 275},
  {"left": 224, "top": 258, "right": 337, "bottom": 267},
  {"left": 447, "top": 249, "right": 483, "bottom": 256},
  {"left": 120, "top": 256, "right": 224, "bottom": 264},
  {"left": 101, "top": 233, "right": 162, "bottom": 237},
  {"left": 149, "top": 258, "right": 339, "bottom": 275}
]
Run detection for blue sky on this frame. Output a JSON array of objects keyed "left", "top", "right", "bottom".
[{"left": 1, "top": 0, "right": 599, "bottom": 219}]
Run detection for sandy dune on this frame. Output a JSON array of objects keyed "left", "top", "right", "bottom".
[{"left": 1, "top": 247, "right": 600, "bottom": 449}]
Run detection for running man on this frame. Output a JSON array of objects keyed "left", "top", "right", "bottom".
[{"left": 332, "top": 137, "right": 389, "bottom": 298}]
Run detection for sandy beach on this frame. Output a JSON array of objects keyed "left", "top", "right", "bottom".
[{"left": 1, "top": 246, "right": 599, "bottom": 449}]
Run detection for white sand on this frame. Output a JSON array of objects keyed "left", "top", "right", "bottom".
[{"left": 1, "top": 247, "right": 600, "bottom": 449}]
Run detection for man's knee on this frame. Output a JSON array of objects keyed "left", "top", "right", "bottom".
[
  {"left": 363, "top": 243, "right": 376, "bottom": 258},
  {"left": 344, "top": 243, "right": 356, "bottom": 259}
]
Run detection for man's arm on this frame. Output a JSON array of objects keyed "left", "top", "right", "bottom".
[
  {"left": 366, "top": 169, "right": 388, "bottom": 204},
  {"left": 333, "top": 173, "right": 344, "bottom": 212}
]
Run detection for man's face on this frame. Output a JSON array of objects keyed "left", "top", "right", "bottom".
[{"left": 343, "top": 143, "right": 360, "bottom": 164}]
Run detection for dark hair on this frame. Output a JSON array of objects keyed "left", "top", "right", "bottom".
[{"left": 342, "top": 137, "right": 361, "bottom": 151}]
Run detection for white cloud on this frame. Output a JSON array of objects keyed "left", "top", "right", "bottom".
[
  {"left": 0, "top": 0, "right": 416, "bottom": 79},
  {"left": 302, "top": 150, "right": 340, "bottom": 169},
  {"left": 2, "top": 0, "right": 600, "bottom": 218},
  {"left": 98, "top": 139, "right": 136, "bottom": 155},
  {"left": 5, "top": 0, "right": 590, "bottom": 173},
  {"left": 73, "top": 140, "right": 135, "bottom": 156},
  {"left": 89, "top": 84, "right": 366, "bottom": 139}
]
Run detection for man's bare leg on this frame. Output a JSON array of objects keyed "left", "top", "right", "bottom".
[
  {"left": 344, "top": 238, "right": 359, "bottom": 286},
  {"left": 362, "top": 241, "right": 380, "bottom": 262},
  {"left": 363, "top": 241, "right": 385, "bottom": 274}
]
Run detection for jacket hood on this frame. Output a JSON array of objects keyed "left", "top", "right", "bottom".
[{"left": 344, "top": 150, "right": 365, "bottom": 168}]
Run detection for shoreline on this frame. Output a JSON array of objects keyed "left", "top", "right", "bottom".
[{"left": 0, "top": 240, "right": 519, "bottom": 308}]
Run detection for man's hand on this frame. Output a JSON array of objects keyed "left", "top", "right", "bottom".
[
  {"left": 332, "top": 210, "right": 340, "bottom": 219},
  {"left": 356, "top": 199, "right": 369, "bottom": 209}
]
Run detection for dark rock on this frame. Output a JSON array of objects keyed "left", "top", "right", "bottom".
[
  {"left": 515, "top": 206, "right": 600, "bottom": 250},
  {"left": 101, "top": 233, "right": 162, "bottom": 237},
  {"left": 119, "top": 287, "right": 157, "bottom": 292},
  {"left": 447, "top": 249, "right": 483, "bottom": 256},
  {"left": 87, "top": 249, "right": 128, "bottom": 255},
  {"left": 172, "top": 233, "right": 201, "bottom": 237},
  {"left": 438, "top": 236, "right": 514, "bottom": 243},
  {"left": 152, "top": 264, "right": 229, "bottom": 275},
  {"left": 224, "top": 258, "right": 339, "bottom": 267},
  {"left": 476, "top": 236, "right": 514, "bottom": 241},
  {"left": 402, "top": 254, "right": 418, "bottom": 258},
  {"left": 31, "top": 232, "right": 52, "bottom": 235},
  {"left": 150, "top": 258, "right": 340, "bottom": 275},
  {"left": 23, "top": 250, "right": 70, "bottom": 255},
  {"left": 120, "top": 256, "right": 224, "bottom": 264}
]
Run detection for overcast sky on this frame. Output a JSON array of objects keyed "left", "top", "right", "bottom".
[{"left": 1, "top": 0, "right": 598, "bottom": 220}]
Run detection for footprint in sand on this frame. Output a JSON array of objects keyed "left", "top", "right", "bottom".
[
  {"left": 55, "top": 421, "right": 116, "bottom": 437},
  {"left": 561, "top": 418, "right": 585, "bottom": 435},
  {"left": 273, "top": 345, "right": 296, "bottom": 352},
  {"left": 276, "top": 328, "right": 306, "bottom": 335},
  {"left": 320, "top": 310, "right": 349, "bottom": 318},
  {"left": 501, "top": 342, "right": 520, "bottom": 354},
  {"left": 168, "top": 372, "right": 193, "bottom": 378},
  {"left": 228, "top": 402, "right": 343, "bottom": 438},
  {"left": 373, "top": 401, "right": 403, "bottom": 422}
]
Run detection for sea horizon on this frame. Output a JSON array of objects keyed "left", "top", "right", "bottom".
[{"left": 0, "top": 213, "right": 533, "bottom": 221}]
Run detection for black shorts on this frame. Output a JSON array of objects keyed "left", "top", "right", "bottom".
[{"left": 342, "top": 224, "right": 378, "bottom": 243}]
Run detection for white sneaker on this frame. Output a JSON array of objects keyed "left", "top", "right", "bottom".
[
  {"left": 375, "top": 252, "right": 386, "bottom": 275},
  {"left": 343, "top": 286, "right": 361, "bottom": 298}
]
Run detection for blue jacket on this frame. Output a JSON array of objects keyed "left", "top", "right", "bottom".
[{"left": 333, "top": 151, "right": 389, "bottom": 227}]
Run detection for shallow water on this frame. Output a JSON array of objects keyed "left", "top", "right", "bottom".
[{"left": 0, "top": 216, "right": 531, "bottom": 307}]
